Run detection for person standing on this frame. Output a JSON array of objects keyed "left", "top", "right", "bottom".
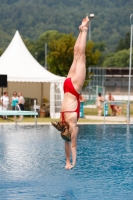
[
  {"left": 17, "top": 92, "right": 25, "bottom": 120},
  {"left": 0, "top": 92, "right": 9, "bottom": 119},
  {"left": 79, "top": 94, "right": 86, "bottom": 102},
  {"left": 108, "top": 93, "right": 117, "bottom": 116},
  {"left": 79, "top": 94, "right": 86, "bottom": 118},
  {"left": 52, "top": 16, "right": 89, "bottom": 170},
  {"left": 96, "top": 93, "right": 104, "bottom": 116},
  {"left": 18, "top": 92, "right": 25, "bottom": 111},
  {"left": 0, "top": 92, "right": 9, "bottom": 110},
  {"left": 10, "top": 92, "right": 19, "bottom": 110}
]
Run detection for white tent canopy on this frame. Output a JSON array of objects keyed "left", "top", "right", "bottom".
[
  {"left": 0, "top": 31, "right": 65, "bottom": 118},
  {"left": 0, "top": 30, "right": 64, "bottom": 82}
]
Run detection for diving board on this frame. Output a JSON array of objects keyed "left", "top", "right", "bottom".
[
  {"left": 0, "top": 110, "right": 38, "bottom": 116},
  {"left": 0, "top": 110, "right": 38, "bottom": 125}
]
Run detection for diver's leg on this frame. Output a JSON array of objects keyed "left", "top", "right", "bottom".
[
  {"left": 71, "top": 17, "right": 89, "bottom": 93},
  {"left": 67, "top": 33, "right": 82, "bottom": 77},
  {"left": 71, "top": 127, "right": 78, "bottom": 168},
  {"left": 65, "top": 127, "right": 78, "bottom": 170},
  {"left": 65, "top": 141, "right": 72, "bottom": 169},
  {"left": 67, "top": 17, "right": 89, "bottom": 78}
]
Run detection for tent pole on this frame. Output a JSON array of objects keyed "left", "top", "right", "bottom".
[{"left": 41, "top": 83, "right": 43, "bottom": 106}]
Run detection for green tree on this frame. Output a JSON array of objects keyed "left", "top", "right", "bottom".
[
  {"left": 47, "top": 34, "right": 101, "bottom": 82},
  {"left": 24, "top": 30, "right": 64, "bottom": 66},
  {"left": 24, "top": 38, "right": 36, "bottom": 56},
  {"left": 0, "top": 49, "right": 3, "bottom": 56},
  {"left": 35, "top": 30, "right": 64, "bottom": 66},
  {"left": 47, "top": 34, "right": 75, "bottom": 76},
  {"left": 93, "top": 42, "right": 106, "bottom": 52},
  {"left": 0, "top": 0, "right": 133, "bottom": 52},
  {"left": 102, "top": 49, "right": 132, "bottom": 67},
  {"left": 93, "top": 41, "right": 106, "bottom": 66},
  {"left": 115, "top": 32, "right": 130, "bottom": 52}
]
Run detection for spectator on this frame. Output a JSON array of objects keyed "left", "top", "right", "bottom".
[
  {"left": 108, "top": 93, "right": 118, "bottom": 116},
  {"left": 18, "top": 92, "right": 25, "bottom": 111},
  {"left": 0, "top": 92, "right": 9, "bottom": 119},
  {"left": 0, "top": 92, "right": 9, "bottom": 110},
  {"left": 79, "top": 94, "right": 86, "bottom": 102},
  {"left": 10, "top": 92, "right": 18, "bottom": 110},
  {"left": 96, "top": 93, "right": 104, "bottom": 116},
  {"left": 116, "top": 105, "right": 122, "bottom": 115},
  {"left": 17, "top": 92, "right": 25, "bottom": 120},
  {"left": 79, "top": 94, "right": 86, "bottom": 118}
]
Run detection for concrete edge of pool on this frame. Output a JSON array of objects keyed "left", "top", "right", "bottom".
[
  {"left": 0, "top": 115, "right": 132, "bottom": 125},
  {"left": 0, "top": 122, "right": 131, "bottom": 125}
]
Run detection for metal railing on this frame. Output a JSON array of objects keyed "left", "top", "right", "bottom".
[{"left": 103, "top": 101, "right": 128, "bottom": 124}]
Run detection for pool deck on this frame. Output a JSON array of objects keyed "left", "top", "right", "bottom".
[
  {"left": 85, "top": 115, "right": 129, "bottom": 123},
  {"left": 0, "top": 115, "right": 132, "bottom": 125}
]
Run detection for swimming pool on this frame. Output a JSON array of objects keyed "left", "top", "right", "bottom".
[{"left": 0, "top": 124, "right": 133, "bottom": 200}]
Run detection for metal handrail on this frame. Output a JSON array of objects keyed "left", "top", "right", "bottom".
[
  {"left": 103, "top": 101, "right": 128, "bottom": 124},
  {"left": 127, "top": 14, "right": 133, "bottom": 123}
]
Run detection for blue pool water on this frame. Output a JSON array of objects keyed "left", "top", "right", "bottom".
[{"left": 0, "top": 124, "right": 133, "bottom": 200}]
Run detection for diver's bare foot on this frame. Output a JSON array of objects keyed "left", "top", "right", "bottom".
[
  {"left": 65, "top": 163, "right": 74, "bottom": 170},
  {"left": 79, "top": 16, "right": 89, "bottom": 31}
]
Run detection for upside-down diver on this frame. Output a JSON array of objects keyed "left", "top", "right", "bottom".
[{"left": 52, "top": 16, "right": 89, "bottom": 170}]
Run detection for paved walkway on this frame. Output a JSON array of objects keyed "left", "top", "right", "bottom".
[
  {"left": 85, "top": 115, "right": 133, "bottom": 124},
  {"left": 0, "top": 115, "right": 132, "bottom": 125}
]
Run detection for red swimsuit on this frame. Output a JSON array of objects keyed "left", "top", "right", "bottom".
[{"left": 60, "top": 77, "right": 80, "bottom": 122}]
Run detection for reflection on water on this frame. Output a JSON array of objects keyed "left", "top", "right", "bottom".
[{"left": 0, "top": 124, "right": 133, "bottom": 199}]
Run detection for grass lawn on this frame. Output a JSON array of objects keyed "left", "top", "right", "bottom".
[
  {"left": 0, "top": 117, "right": 104, "bottom": 123},
  {"left": 84, "top": 103, "right": 133, "bottom": 116}
]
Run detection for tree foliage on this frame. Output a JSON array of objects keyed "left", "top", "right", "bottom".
[
  {"left": 0, "top": 0, "right": 133, "bottom": 52},
  {"left": 102, "top": 49, "right": 132, "bottom": 67},
  {"left": 24, "top": 30, "right": 65, "bottom": 66},
  {"left": 47, "top": 34, "right": 101, "bottom": 80},
  {"left": 47, "top": 34, "right": 75, "bottom": 76},
  {"left": 115, "top": 32, "right": 130, "bottom": 52},
  {"left": 102, "top": 31, "right": 133, "bottom": 67},
  {"left": 0, "top": 48, "right": 3, "bottom": 56}
]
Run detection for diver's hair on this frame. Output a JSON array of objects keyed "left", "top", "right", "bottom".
[{"left": 98, "top": 93, "right": 101, "bottom": 97}]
